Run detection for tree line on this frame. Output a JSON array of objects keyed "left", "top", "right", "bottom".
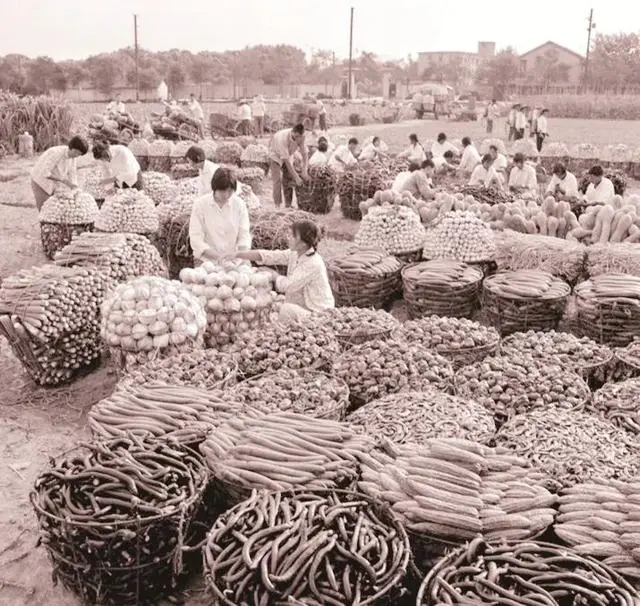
[{"left": 0, "top": 32, "right": 638, "bottom": 98}]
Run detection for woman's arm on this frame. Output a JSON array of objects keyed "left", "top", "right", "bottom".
[
  {"left": 236, "top": 202, "right": 251, "bottom": 252},
  {"left": 188, "top": 202, "right": 210, "bottom": 260}
]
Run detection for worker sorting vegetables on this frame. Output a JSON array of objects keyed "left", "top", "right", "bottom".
[
  {"left": 30, "top": 136, "right": 89, "bottom": 210},
  {"left": 92, "top": 141, "right": 143, "bottom": 190},
  {"left": 189, "top": 167, "right": 251, "bottom": 264},
  {"left": 224, "top": 219, "right": 334, "bottom": 323},
  {"left": 185, "top": 145, "right": 219, "bottom": 195}
]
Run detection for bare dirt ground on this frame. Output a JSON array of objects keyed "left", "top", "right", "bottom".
[{"left": 0, "top": 117, "right": 639, "bottom": 605}]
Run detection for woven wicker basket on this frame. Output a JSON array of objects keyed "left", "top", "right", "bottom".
[
  {"left": 204, "top": 488, "right": 412, "bottom": 606},
  {"left": 394, "top": 248, "right": 423, "bottom": 265},
  {"left": 401, "top": 262, "right": 484, "bottom": 319},
  {"left": 482, "top": 275, "right": 570, "bottom": 336},
  {"left": 30, "top": 442, "right": 209, "bottom": 606},
  {"left": 0, "top": 314, "right": 100, "bottom": 386},
  {"left": 436, "top": 337, "right": 501, "bottom": 369},
  {"left": 40, "top": 222, "right": 94, "bottom": 260},
  {"left": 575, "top": 292, "right": 640, "bottom": 348},
  {"left": 328, "top": 264, "right": 401, "bottom": 310}
]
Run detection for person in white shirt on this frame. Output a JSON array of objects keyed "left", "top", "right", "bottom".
[
  {"left": 400, "top": 160, "right": 436, "bottom": 200},
  {"left": 485, "top": 99, "right": 499, "bottom": 134},
  {"left": 316, "top": 98, "right": 328, "bottom": 132},
  {"left": 185, "top": 146, "right": 220, "bottom": 195},
  {"left": 226, "top": 219, "right": 334, "bottom": 324},
  {"left": 508, "top": 153, "right": 538, "bottom": 195},
  {"left": 397, "top": 133, "right": 427, "bottom": 168},
  {"left": 546, "top": 163, "right": 579, "bottom": 202},
  {"left": 431, "top": 133, "right": 459, "bottom": 158},
  {"left": 489, "top": 144, "right": 508, "bottom": 174},
  {"left": 584, "top": 165, "right": 616, "bottom": 206},
  {"left": 359, "top": 136, "right": 387, "bottom": 163},
  {"left": 309, "top": 137, "right": 331, "bottom": 167},
  {"left": 469, "top": 154, "right": 503, "bottom": 189},
  {"left": 514, "top": 106, "right": 527, "bottom": 140},
  {"left": 535, "top": 108, "right": 549, "bottom": 153},
  {"left": 252, "top": 95, "right": 266, "bottom": 136},
  {"left": 30, "top": 136, "right": 89, "bottom": 210},
  {"left": 268, "top": 124, "right": 309, "bottom": 208},
  {"left": 506, "top": 104, "right": 518, "bottom": 141},
  {"left": 188, "top": 93, "right": 205, "bottom": 137},
  {"left": 93, "top": 141, "right": 143, "bottom": 190},
  {"left": 106, "top": 93, "right": 126, "bottom": 115},
  {"left": 329, "top": 137, "right": 359, "bottom": 173},
  {"left": 459, "top": 137, "right": 482, "bottom": 175},
  {"left": 189, "top": 168, "right": 251, "bottom": 263},
  {"left": 433, "top": 151, "right": 458, "bottom": 175},
  {"left": 238, "top": 100, "right": 252, "bottom": 136}
]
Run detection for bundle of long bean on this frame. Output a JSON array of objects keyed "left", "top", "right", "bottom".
[
  {"left": 95, "top": 189, "right": 159, "bottom": 234},
  {"left": 200, "top": 412, "right": 373, "bottom": 497},
  {"left": 556, "top": 479, "right": 640, "bottom": 579},
  {"left": 347, "top": 390, "right": 495, "bottom": 446},
  {"left": 495, "top": 407, "right": 640, "bottom": 491},
  {"left": 333, "top": 338, "right": 454, "bottom": 407},
  {"left": 230, "top": 368, "right": 349, "bottom": 419},
  {"left": 117, "top": 349, "right": 238, "bottom": 392},
  {"left": 590, "top": 378, "right": 640, "bottom": 435},
  {"left": 203, "top": 489, "right": 411, "bottom": 606},
  {"left": 153, "top": 194, "right": 194, "bottom": 277},
  {"left": 54, "top": 232, "right": 166, "bottom": 283},
  {"left": 417, "top": 539, "right": 639, "bottom": 605},
  {"left": 88, "top": 382, "right": 260, "bottom": 440},
  {"left": 456, "top": 355, "right": 589, "bottom": 422},
  {"left": 31, "top": 437, "right": 209, "bottom": 605},
  {"left": 223, "top": 319, "right": 340, "bottom": 379},
  {"left": 0, "top": 265, "right": 113, "bottom": 385},
  {"left": 357, "top": 439, "right": 555, "bottom": 545}
]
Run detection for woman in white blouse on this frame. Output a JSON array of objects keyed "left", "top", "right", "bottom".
[
  {"left": 397, "top": 133, "right": 427, "bottom": 167},
  {"left": 93, "top": 141, "right": 143, "bottom": 189},
  {"left": 228, "top": 219, "right": 334, "bottom": 323}
]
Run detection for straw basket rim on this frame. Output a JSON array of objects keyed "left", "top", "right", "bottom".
[
  {"left": 203, "top": 487, "right": 411, "bottom": 606},
  {"left": 30, "top": 440, "right": 209, "bottom": 529}
]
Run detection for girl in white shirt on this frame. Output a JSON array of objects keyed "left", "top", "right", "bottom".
[
  {"left": 228, "top": 219, "right": 334, "bottom": 324},
  {"left": 535, "top": 109, "right": 549, "bottom": 153},
  {"left": 397, "top": 133, "right": 426, "bottom": 167},
  {"left": 186, "top": 145, "right": 220, "bottom": 195},
  {"left": 309, "top": 137, "right": 331, "bottom": 167},
  {"left": 93, "top": 141, "right": 143, "bottom": 190},
  {"left": 431, "top": 132, "right": 459, "bottom": 158}
]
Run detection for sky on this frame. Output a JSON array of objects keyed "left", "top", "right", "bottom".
[{"left": 0, "top": 0, "right": 637, "bottom": 62}]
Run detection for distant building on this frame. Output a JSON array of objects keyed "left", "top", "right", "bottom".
[
  {"left": 514, "top": 41, "right": 584, "bottom": 94},
  {"left": 417, "top": 42, "right": 496, "bottom": 89}
]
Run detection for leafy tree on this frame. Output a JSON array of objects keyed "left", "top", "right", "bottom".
[
  {"left": 589, "top": 32, "right": 640, "bottom": 92},
  {"left": 476, "top": 47, "right": 519, "bottom": 99},
  {"left": 166, "top": 63, "right": 186, "bottom": 94},
  {"left": 86, "top": 56, "right": 118, "bottom": 94}
]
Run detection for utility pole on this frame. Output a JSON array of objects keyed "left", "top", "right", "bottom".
[
  {"left": 133, "top": 14, "right": 140, "bottom": 101},
  {"left": 348, "top": 7, "right": 354, "bottom": 99},
  {"left": 583, "top": 9, "right": 595, "bottom": 94}
]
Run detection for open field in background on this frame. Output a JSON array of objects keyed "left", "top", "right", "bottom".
[{"left": 0, "top": 114, "right": 640, "bottom": 606}]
